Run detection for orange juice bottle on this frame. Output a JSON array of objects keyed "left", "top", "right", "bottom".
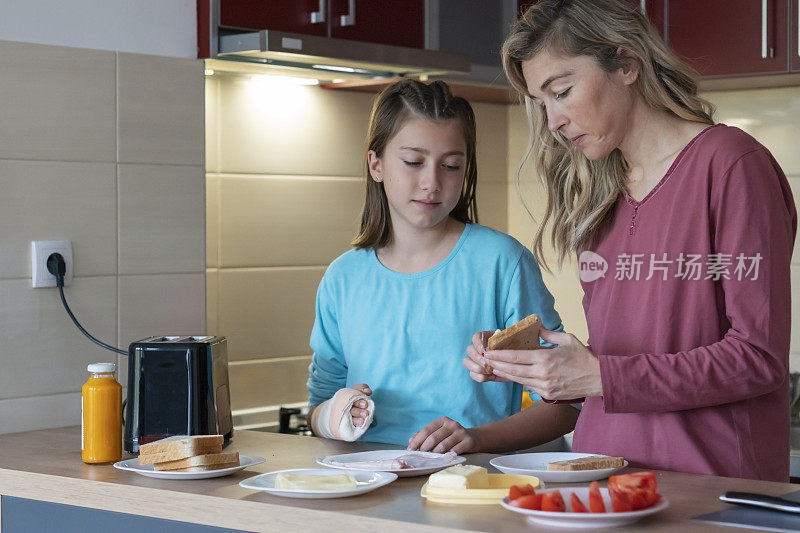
[{"left": 81, "top": 362, "right": 122, "bottom": 464}]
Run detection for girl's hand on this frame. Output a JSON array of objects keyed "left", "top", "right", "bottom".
[
  {"left": 407, "top": 417, "right": 479, "bottom": 454},
  {"left": 349, "top": 383, "right": 372, "bottom": 427},
  {"left": 484, "top": 329, "right": 603, "bottom": 400},
  {"left": 463, "top": 330, "right": 509, "bottom": 383}
]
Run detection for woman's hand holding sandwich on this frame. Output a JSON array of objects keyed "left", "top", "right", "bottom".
[{"left": 482, "top": 329, "right": 604, "bottom": 400}]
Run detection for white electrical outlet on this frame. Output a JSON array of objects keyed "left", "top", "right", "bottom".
[{"left": 31, "top": 240, "right": 73, "bottom": 288}]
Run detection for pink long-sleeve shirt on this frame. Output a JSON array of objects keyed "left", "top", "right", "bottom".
[{"left": 572, "top": 124, "right": 796, "bottom": 481}]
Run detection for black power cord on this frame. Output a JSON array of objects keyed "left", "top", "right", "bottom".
[{"left": 47, "top": 253, "right": 127, "bottom": 356}]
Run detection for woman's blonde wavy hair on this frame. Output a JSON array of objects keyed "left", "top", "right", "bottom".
[{"left": 502, "top": 0, "right": 715, "bottom": 268}]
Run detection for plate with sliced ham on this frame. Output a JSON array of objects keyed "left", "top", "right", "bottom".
[{"left": 317, "top": 450, "right": 466, "bottom": 477}]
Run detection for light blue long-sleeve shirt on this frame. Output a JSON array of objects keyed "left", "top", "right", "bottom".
[{"left": 307, "top": 223, "right": 562, "bottom": 445}]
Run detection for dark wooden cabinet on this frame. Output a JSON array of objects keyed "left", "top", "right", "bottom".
[
  {"left": 667, "top": 0, "right": 789, "bottom": 76},
  {"left": 220, "top": 0, "right": 327, "bottom": 36},
  {"left": 219, "top": 0, "right": 424, "bottom": 48},
  {"left": 329, "top": 0, "right": 424, "bottom": 49}
]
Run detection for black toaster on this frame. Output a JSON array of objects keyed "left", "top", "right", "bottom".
[{"left": 123, "top": 335, "right": 233, "bottom": 453}]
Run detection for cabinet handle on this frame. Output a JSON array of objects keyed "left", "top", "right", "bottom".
[
  {"left": 762, "top": 0, "right": 774, "bottom": 58},
  {"left": 311, "top": 0, "right": 326, "bottom": 24},
  {"left": 340, "top": 0, "right": 356, "bottom": 27},
  {"left": 797, "top": 0, "right": 799, "bottom": 57},
  {"left": 640, "top": 0, "right": 646, "bottom": 16}
]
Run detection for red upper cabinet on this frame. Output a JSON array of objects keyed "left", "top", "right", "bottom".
[
  {"left": 220, "top": 1, "right": 328, "bottom": 36},
  {"left": 666, "top": 0, "right": 789, "bottom": 76},
  {"left": 792, "top": 0, "right": 800, "bottom": 70},
  {"left": 329, "top": 0, "right": 424, "bottom": 49},
  {"left": 219, "top": 0, "right": 424, "bottom": 48}
]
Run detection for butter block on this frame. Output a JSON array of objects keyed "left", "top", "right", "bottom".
[
  {"left": 275, "top": 472, "right": 357, "bottom": 490},
  {"left": 428, "top": 465, "right": 489, "bottom": 489}
]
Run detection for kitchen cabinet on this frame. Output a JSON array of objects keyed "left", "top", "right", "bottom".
[
  {"left": 220, "top": 0, "right": 327, "bottom": 36},
  {"left": 329, "top": 0, "right": 424, "bottom": 49},
  {"left": 667, "top": 0, "right": 790, "bottom": 76},
  {"left": 219, "top": 0, "right": 424, "bottom": 48}
]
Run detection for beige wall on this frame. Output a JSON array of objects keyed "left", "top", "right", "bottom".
[
  {"left": 506, "top": 86, "right": 800, "bottom": 370},
  {"left": 0, "top": 41, "right": 206, "bottom": 434},
  {"left": 205, "top": 74, "right": 510, "bottom": 429}
]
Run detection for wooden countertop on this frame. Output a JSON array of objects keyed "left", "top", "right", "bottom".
[{"left": 0, "top": 427, "right": 797, "bottom": 532}]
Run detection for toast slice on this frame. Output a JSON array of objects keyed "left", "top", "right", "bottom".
[
  {"left": 153, "top": 451, "right": 240, "bottom": 471},
  {"left": 138, "top": 444, "right": 223, "bottom": 465},
  {"left": 161, "top": 462, "right": 241, "bottom": 473},
  {"left": 547, "top": 455, "right": 625, "bottom": 471},
  {"left": 487, "top": 314, "right": 543, "bottom": 351},
  {"left": 138, "top": 435, "right": 224, "bottom": 462}
]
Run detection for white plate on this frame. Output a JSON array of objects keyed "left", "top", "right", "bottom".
[
  {"left": 113, "top": 454, "right": 265, "bottom": 480},
  {"left": 490, "top": 453, "right": 627, "bottom": 483},
  {"left": 317, "top": 450, "right": 466, "bottom": 477},
  {"left": 239, "top": 468, "right": 397, "bottom": 499},
  {"left": 501, "top": 487, "right": 668, "bottom": 529}
]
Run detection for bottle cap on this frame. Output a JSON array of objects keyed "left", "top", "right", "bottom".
[{"left": 87, "top": 362, "right": 116, "bottom": 373}]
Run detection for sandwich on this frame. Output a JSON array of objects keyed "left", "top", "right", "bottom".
[
  {"left": 487, "top": 314, "right": 543, "bottom": 351},
  {"left": 484, "top": 314, "right": 543, "bottom": 371},
  {"left": 138, "top": 435, "right": 236, "bottom": 472},
  {"left": 153, "top": 451, "right": 239, "bottom": 472}
]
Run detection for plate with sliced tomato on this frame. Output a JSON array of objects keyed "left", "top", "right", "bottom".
[{"left": 501, "top": 473, "right": 668, "bottom": 529}]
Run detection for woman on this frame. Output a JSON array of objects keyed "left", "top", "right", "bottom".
[{"left": 465, "top": 0, "right": 796, "bottom": 481}]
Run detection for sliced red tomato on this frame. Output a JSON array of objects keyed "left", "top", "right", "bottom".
[
  {"left": 541, "top": 490, "right": 566, "bottom": 512},
  {"left": 608, "top": 471, "right": 661, "bottom": 511},
  {"left": 570, "top": 492, "right": 588, "bottom": 513},
  {"left": 509, "top": 493, "right": 543, "bottom": 510},
  {"left": 508, "top": 484, "right": 536, "bottom": 501},
  {"left": 588, "top": 481, "right": 605, "bottom": 513},
  {"left": 610, "top": 491, "right": 633, "bottom": 512}
]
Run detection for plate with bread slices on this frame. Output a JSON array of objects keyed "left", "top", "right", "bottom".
[
  {"left": 490, "top": 452, "right": 627, "bottom": 483},
  {"left": 239, "top": 468, "right": 397, "bottom": 499},
  {"left": 114, "top": 435, "right": 265, "bottom": 480}
]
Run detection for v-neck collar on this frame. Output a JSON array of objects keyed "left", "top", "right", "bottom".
[{"left": 623, "top": 124, "right": 721, "bottom": 208}]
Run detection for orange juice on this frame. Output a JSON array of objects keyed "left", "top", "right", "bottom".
[{"left": 81, "top": 362, "right": 122, "bottom": 464}]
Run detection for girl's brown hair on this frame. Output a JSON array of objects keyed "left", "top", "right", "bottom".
[
  {"left": 352, "top": 79, "right": 478, "bottom": 250},
  {"left": 502, "top": 0, "right": 714, "bottom": 267}
]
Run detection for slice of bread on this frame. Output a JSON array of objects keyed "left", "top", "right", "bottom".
[
  {"left": 487, "top": 314, "right": 542, "bottom": 351},
  {"left": 161, "top": 462, "right": 240, "bottom": 473},
  {"left": 138, "top": 444, "right": 223, "bottom": 465},
  {"left": 138, "top": 434, "right": 224, "bottom": 462},
  {"left": 547, "top": 455, "right": 625, "bottom": 471},
  {"left": 153, "top": 451, "right": 240, "bottom": 471}
]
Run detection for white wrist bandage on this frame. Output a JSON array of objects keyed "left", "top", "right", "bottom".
[{"left": 310, "top": 388, "right": 375, "bottom": 441}]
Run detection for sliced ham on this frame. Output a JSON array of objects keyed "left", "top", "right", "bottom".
[{"left": 325, "top": 451, "right": 458, "bottom": 470}]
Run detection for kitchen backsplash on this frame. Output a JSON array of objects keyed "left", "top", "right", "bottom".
[{"left": 0, "top": 40, "right": 205, "bottom": 434}]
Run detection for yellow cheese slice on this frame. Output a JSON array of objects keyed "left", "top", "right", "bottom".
[{"left": 274, "top": 472, "right": 357, "bottom": 490}]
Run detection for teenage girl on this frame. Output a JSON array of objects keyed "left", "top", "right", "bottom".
[{"left": 307, "top": 79, "right": 579, "bottom": 453}]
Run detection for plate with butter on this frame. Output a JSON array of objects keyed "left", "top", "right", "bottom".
[
  {"left": 420, "top": 464, "right": 540, "bottom": 505},
  {"left": 239, "top": 468, "right": 397, "bottom": 499}
]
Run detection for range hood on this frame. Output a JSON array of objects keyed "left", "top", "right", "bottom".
[{"left": 217, "top": 30, "right": 471, "bottom": 79}]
